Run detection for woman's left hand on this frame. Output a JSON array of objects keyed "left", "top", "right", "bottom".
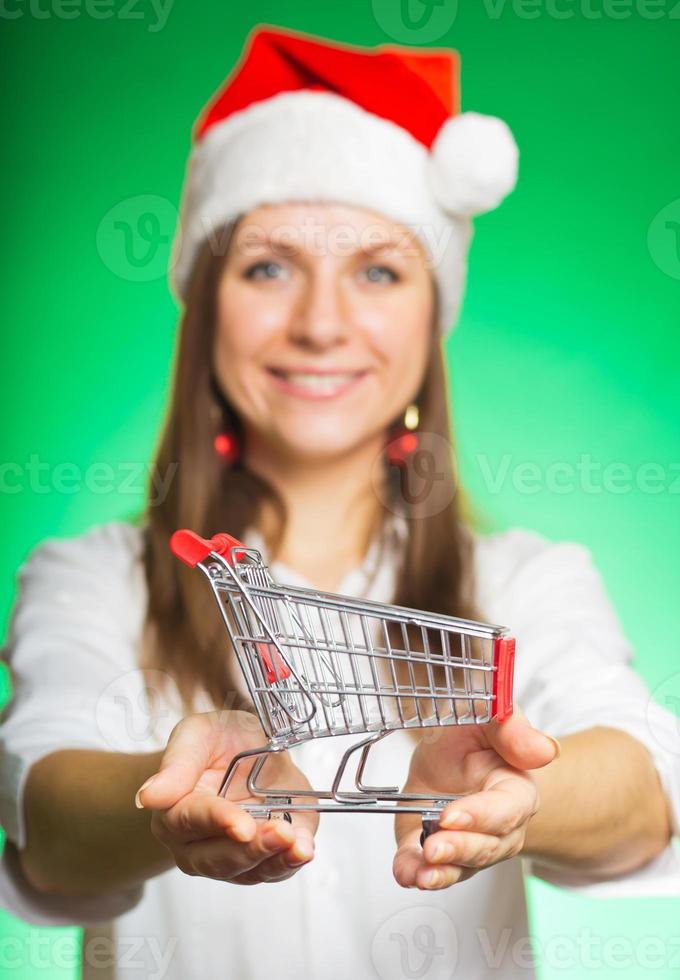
[{"left": 393, "top": 707, "right": 559, "bottom": 890}]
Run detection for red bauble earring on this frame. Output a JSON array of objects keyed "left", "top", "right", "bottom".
[
  {"left": 214, "top": 431, "right": 240, "bottom": 464},
  {"left": 386, "top": 403, "right": 420, "bottom": 466},
  {"left": 210, "top": 380, "right": 241, "bottom": 464}
]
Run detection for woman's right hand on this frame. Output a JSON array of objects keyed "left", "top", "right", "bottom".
[{"left": 136, "top": 710, "right": 317, "bottom": 885}]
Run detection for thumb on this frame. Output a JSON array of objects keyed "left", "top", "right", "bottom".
[
  {"left": 135, "top": 714, "right": 217, "bottom": 810},
  {"left": 485, "top": 706, "right": 560, "bottom": 771}
]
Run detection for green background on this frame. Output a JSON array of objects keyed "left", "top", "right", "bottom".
[{"left": 1, "top": 0, "right": 679, "bottom": 977}]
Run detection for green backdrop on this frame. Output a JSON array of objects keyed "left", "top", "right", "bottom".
[{"left": 1, "top": 1, "right": 679, "bottom": 977}]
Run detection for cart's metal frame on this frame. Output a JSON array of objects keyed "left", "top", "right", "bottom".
[{"left": 171, "top": 530, "right": 516, "bottom": 836}]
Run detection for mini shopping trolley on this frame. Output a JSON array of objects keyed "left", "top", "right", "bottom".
[{"left": 170, "top": 528, "right": 516, "bottom": 840}]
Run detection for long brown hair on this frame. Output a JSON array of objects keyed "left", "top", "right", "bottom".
[{"left": 141, "top": 219, "right": 479, "bottom": 712}]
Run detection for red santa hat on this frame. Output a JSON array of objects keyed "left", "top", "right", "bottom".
[{"left": 170, "top": 25, "right": 519, "bottom": 334}]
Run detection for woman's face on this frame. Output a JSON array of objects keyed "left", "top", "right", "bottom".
[{"left": 213, "top": 202, "right": 434, "bottom": 463}]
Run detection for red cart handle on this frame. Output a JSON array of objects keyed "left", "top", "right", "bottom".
[
  {"left": 169, "top": 528, "right": 292, "bottom": 684},
  {"left": 170, "top": 529, "right": 248, "bottom": 567}
]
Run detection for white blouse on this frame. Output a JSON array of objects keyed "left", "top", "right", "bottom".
[{"left": 0, "top": 516, "right": 679, "bottom": 980}]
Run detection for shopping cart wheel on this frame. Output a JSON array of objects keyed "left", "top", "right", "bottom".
[
  {"left": 419, "top": 802, "right": 449, "bottom": 846},
  {"left": 419, "top": 817, "right": 440, "bottom": 847},
  {"left": 268, "top": 797, "right": 292, "bottom": 825}
]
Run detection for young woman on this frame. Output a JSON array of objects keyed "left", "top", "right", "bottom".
[{"left": 1, "top": 26, "right": 678, "bottom": 980}]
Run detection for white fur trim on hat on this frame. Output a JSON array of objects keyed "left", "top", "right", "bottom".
[{"left": 170, "top": 91, "right": 508, "bottom": 333}]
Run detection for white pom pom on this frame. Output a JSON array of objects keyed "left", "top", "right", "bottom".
[{"left": 428, "top": 111, "right": 519, "bottom": 217}]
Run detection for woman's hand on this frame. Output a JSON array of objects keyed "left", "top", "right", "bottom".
[
  {"left": 136, "top": 710, "right": 317, "bottom": 885},
  {"left": 394, "top": 707, "right": 559, "bottom": 890}
]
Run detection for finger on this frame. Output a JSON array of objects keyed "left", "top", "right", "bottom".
[
  {"left": 180, "top": 818, "right": 300, "bottom": 880},
  {"left": 232, "top": 827, "right": 316, "bottom": 884},
  {"left": 287, "top": 808, "right": 318, "bottom": 847},
  {"left": 422, "top": 829, "right": 504, "bottom": 868},
  {"left": 438, "top": 774, "right": 538, "bottom": 837},
  {"left": 281, "top": 823, "right": 316, "bottom": 863},
  {"left": 158, "top": 793, "right": 257, "bottom": 844},
  {"left": 137, "top": 714, "right": 221, "bottom": 809},
  {"left": 484, "top": 706, "right": 559, "bottom": 771},
  {"left": 414, "top": 864, "right": 478, "bottom": 890},
  {"left": 393, "top": 828, "right": 427, "bottom": 888},
  {"left": 393, "top": 831, "right": 480, "bottom": 890}
]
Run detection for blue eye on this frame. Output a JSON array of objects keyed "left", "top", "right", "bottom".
[
  {"left": 244, "top": 261, "right": 287, "bottom": 280},
  {"left": 363, "top": 265, "right": 400, "bottom": 284}
]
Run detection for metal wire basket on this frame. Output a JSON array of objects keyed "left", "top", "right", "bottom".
[{"left": 171, "top": 529, "right": 515, "bottom": 839}]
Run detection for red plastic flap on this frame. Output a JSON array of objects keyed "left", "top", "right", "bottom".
[
  {"left": 492, "top": 636, "right": 516, "bottom": 722},
  {"left": 170, "top": 529, "right": 248, "bottom": 567},
  {"left": 256, "top": 641, "right": 292, "bottom": 684}
]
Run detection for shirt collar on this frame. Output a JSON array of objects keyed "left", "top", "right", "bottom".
[{"left": 241, "top": 505, "right": 409, "bottom": 595}]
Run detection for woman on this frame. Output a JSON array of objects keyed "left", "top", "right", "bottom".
[{"left": 1, "top": 25, "right": 678, "bottom": 980}]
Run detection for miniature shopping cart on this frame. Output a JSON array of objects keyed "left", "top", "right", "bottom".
[{"left": 170, "top": 528, "right": 516, "bottom": 840}]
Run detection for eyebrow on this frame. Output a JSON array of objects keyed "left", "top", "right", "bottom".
[
  {"left": 361, "top": 238, "right": 413, "bottom": 256},
  {"left": 238, "top": 234, "right": 300, "bottom": 256},
  {"left": 237, "top": 232, "right": 417, "bottom": 259}
]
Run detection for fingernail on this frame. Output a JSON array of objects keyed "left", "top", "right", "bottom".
[
  {"left": 292, "top": 836, "right": 314, "bottom": 857},
  {"left": 546, "top": 735, "right": 562, "bottom": 759},
  {"left": 134, "top": 774, "right": 156, "bottom": 809},
  {"left": 429, "top": 843, "right": 444, "bottom": 862},
  {"left": 232, "top": 821, "right": 254, "bottom": 842},
  {"left": 423, "top": 870, "right": 441, "bottom": 888},
  {"left": 289, "top": 846, "right": 314, "bottom": 866},
  {"left": 262, "top": 827, "right": 289, "bottom": 850},
  {"left": 442, "top": 810, "right": 472, "bottom": 829}
]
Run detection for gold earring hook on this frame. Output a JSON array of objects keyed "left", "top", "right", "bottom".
[{"left": 404, "top": 403, "right": 419, "bottom": 431}]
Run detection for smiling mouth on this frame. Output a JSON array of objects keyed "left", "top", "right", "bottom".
[{"left": 266, "top": 368, "right": 368, "bottom": 398}]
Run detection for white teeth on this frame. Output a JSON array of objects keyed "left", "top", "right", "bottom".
[{"left": 277, "top": 372, "right": 359, "bottom": 391}]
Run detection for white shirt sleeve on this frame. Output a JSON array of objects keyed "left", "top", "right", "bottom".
[
  {"left": 476, "top": 528, "right": 680, "bottom": 897},
  {"left": 0, "top": 522, "right": 153, "bottom": 925}
]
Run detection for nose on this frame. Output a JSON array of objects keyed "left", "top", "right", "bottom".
[{"left": 288, "top": 268, "right": 349, "bottom": 350}]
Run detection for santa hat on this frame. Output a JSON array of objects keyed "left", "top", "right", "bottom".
[{"left": 170, "top": 25, "right": 519, "bottom": 334}]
